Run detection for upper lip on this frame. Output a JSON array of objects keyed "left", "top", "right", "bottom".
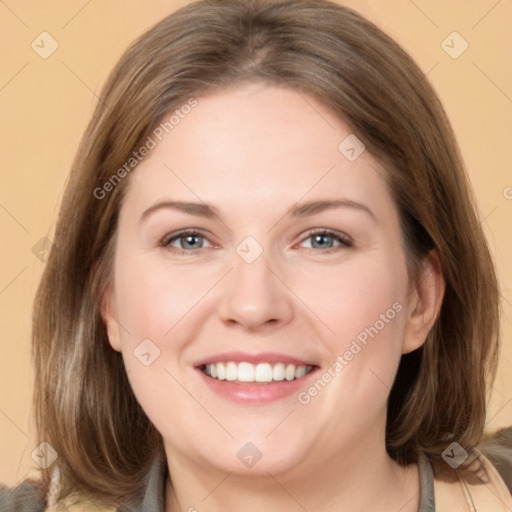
[{"left": 194, "top": 351, "right": 318, "bottom": 368}]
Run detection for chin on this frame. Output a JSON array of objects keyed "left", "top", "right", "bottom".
[{"left": 200, "top": 433, "right": 311, "bottom": 477}]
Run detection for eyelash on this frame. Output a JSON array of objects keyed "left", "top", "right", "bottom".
[
  {"left": 160, "top": 228, "right": 353, "bottom": 255},
  {"left": 301, "top": 229, "right": 353, "bottom": 252}
]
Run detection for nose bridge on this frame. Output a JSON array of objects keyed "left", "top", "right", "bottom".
[{"left": 217, "top": 240, "right": 294, "bottom": 330}]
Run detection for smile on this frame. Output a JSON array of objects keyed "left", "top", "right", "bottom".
[{"left": 202, "top": 361, "right": 315, "bottom": 383}]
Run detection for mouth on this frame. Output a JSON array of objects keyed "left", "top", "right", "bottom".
[
  {"left": 200, "top": 361, "right": 316, "bottom": 383},
  {"left": 194, "top": 352, "right": 319, "bottom": 403}
]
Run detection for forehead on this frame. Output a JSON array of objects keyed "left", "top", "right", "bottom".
[{"left": 124, "top": 83, "right": 394, "bottom": 218}]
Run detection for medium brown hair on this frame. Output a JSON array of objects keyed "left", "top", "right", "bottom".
[{"left": 32, "top": 0, "right": 500, "bottom": 507}]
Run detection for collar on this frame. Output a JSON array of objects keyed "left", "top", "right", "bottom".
[
  {"left": 124, "top": 451, "right": 436, "bottom": 512},
  {"left": 418, "top": 452, "right": 436, "bottom": 512}
]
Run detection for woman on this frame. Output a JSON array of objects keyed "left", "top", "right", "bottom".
[{"left": 1, "top": 0, "right": 511, "bottom": 510}]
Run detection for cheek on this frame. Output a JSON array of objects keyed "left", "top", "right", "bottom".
[
  {"left": 300, "top": 253, "right": 408, "bottom": 351},
  {"left": 110, "top": 255, "right": 208, "bottom": 441},
  {"left": 292, "top": 266, "right": 408, "bottom": 447},
  {"left": 113, "top": 254, "right": 218, "bottom": 343},
  {"left": 295, "top": 252, "right": 409, "bottom": 407},
  {"left": 110, "top": 254, "right": 219, "bottom": 415}
]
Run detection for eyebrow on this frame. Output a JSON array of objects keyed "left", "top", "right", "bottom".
[
  {"left": 140, "top": 198, "right": 376, "bottom": 223},
  {"left": 290, "top": 199, "right": 375, "bottom": 220},
  {"left": 140, "top": 201, "right": 219, "bottom": 223}
]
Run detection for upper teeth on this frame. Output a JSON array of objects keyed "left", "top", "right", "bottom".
[{"left": 203, "top": 362, "right": 312, "bottom": 383}]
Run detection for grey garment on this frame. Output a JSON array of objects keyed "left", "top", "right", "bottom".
[
  {"left": 418, "top": 453, "right": 436, "bottom": 512},
  {"left": 119, "top": 451, "right": 167, "bottom": 512},
  {"left": 123, "top": 450, "right": 436, "bottom": 512},
  {"left": 0, "top": 453, "right": 435, "bottom": 511},
  {"left": 0, "top": 479, "right": 47, "bottom": 512}
]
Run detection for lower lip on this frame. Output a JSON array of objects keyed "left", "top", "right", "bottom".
[{"left": 197, "top": 368, "right": 318, "bottom": 403}]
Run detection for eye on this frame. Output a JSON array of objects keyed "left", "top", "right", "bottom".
[
  {"left": 161, "top": 229, "right": 213, "bottom": 254},
  {"left": 298, "top": 229, "right": 352, "bottom": 253}
]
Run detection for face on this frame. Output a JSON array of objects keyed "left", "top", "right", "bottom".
[{"left": 103, "top": 83, "right": 429, "bottom": 479}]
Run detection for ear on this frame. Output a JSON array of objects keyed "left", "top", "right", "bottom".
[
  {"left": 402, "top": 249, "right": 445, "bottom": 354},
  {"left": 100, "top": 285, "right": 122, "bottom": 352}
]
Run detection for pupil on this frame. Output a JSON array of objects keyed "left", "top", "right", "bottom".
[
  {"left": 313, "top": 234, "right": 332, "bottom": 248},
  {"left": 183, "top": 235, "right": 200, "bottom": 249}
]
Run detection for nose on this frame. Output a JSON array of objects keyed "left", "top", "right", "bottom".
[{"left": 216, "top": 249, "right": 295, "bottom": 332}]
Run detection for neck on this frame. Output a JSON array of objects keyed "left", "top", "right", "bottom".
[{"left": 164, "top": 434, "right": 420, "bottom": 512}]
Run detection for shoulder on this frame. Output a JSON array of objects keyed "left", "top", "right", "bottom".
[
  {"left": 0, "top": 479, "right": 47, "bottom": 512},
  {"left": 0, "top": 479, "right": 116, "bottom": 512},
  {"left": 434, "top": 454, "right": 512, "bottom": 511}
]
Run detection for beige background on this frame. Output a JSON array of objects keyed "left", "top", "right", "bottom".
[{"left": 1, "top": 0, "right": 511, "bottom": 487}]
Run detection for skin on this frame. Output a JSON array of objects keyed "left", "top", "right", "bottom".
[{"left": 102, "top": 83, "right": 445, "bottom": 512}]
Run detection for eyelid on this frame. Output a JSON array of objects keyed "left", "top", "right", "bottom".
[
  {"left": 160, "top": 228, "right": 215, "bottom": 253},
  {"left": 296, "top": 228, "right": 353, "bottom": 250},
  {"left": 301, "top": 227, "right": 352, "bottom": 242}
]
